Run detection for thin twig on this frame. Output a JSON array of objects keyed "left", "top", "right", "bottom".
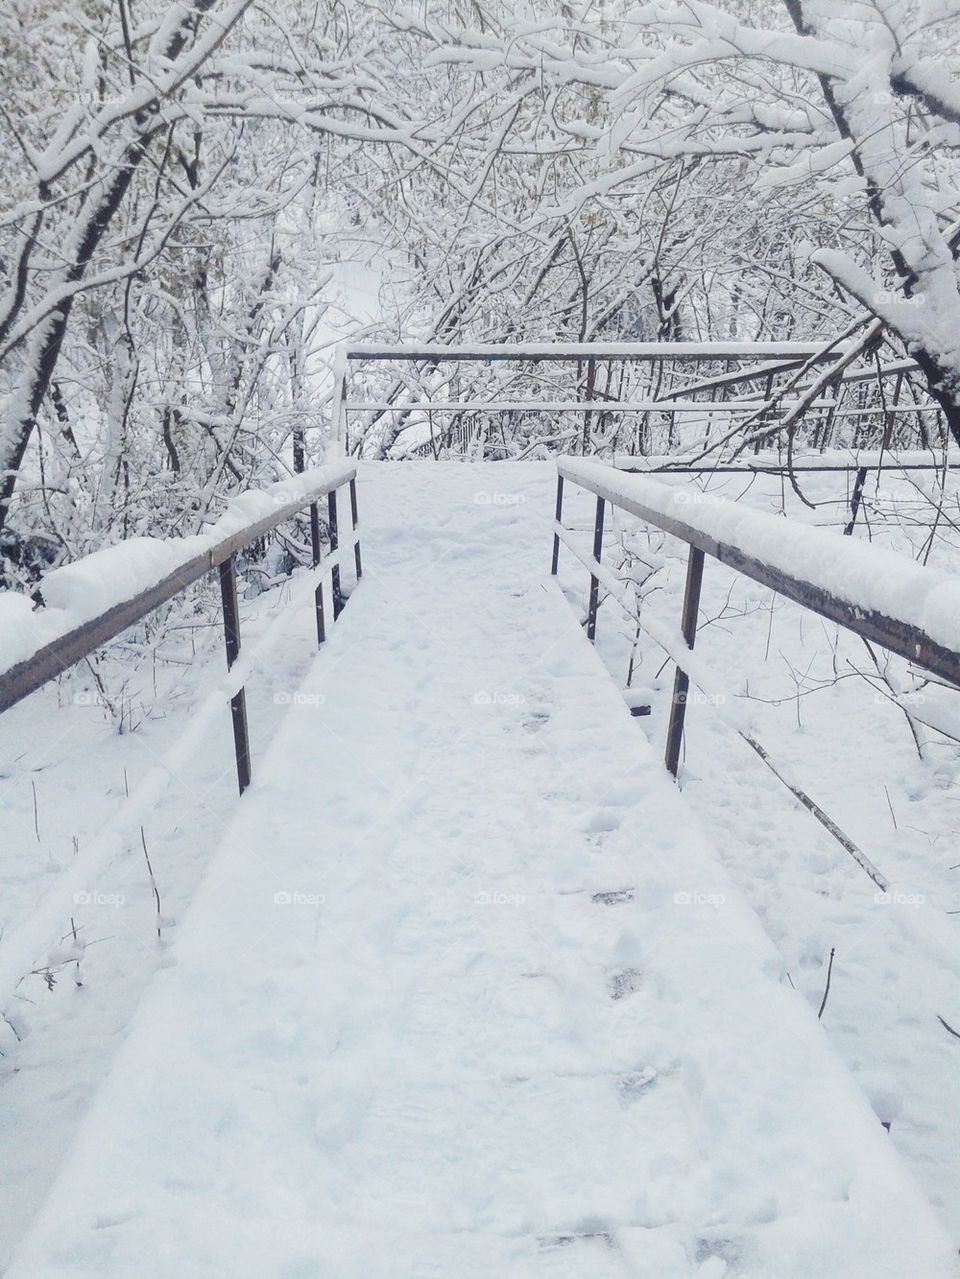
[
  {"left": 818, "top": 948, "right": 836, "bottom": 1019},
  {"left": 140, "top": 827, "right": 162, "bottom": 941},
  {"left": 31, "top": 780, "right": 40, "bottom": 842},
  {"left": 883, "top": 786, "right": 899, "bottom": 830}
]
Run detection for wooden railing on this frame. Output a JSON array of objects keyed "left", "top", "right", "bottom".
[
  {"left": 552, "top": 457, "right": 960, "bottom": 888},
  {"left": 0, "top": 460, "right": 361, "bottom": 794},
  {"left": 331, "top": 341, "right": 938, "bottom": 460}
]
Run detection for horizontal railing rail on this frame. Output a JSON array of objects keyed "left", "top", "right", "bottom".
[
  {"left": 0, "top": 459, "right": 361, "bottom": 793},
  {"left": 340, "top": 399, "right": 935, "bottom": 417},
  {"left": 547, "top": 457, "right": 960, "bottom": 890},
  {"left": 343, "top": 341, "right": 869, "bottom": 362},
  {"left": 612, "top": 448, "right": 959, "bottom": 473},
  {"left": 552, "top": 457, "right": 960, "bottom": 888},
  {"left": 332, "top": 341, "right": 938, "bottom": 462},
  {"left": 556, "top": 457, "right": 960, "bottom": 690}
]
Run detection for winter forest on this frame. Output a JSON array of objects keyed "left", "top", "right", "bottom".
[{"left": 4, "top": 2, "right": 960, "bottom": 1275}]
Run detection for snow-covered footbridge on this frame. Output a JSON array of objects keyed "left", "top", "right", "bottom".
[{"left": 1, "top": 461, "right": 959, "bottom": 1278}]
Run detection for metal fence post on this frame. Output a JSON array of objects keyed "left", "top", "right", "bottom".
[
  {"left": 218, "top": 554, "right": 252, "bottom": 795},
  {"left": 665, "top": 546, "right": 705, "bottom": 778},
  {"left": 328, "top": 488, "right": 343, "bottom": 619},
  {"left": 586, "top": 495, "right": 605, "bottom": 642},
  {"left": 551, "top": 474, "right": 564, "bottom": 575},
  {"left": 350, "top": 477, "right": 363, "bottom": 581},
  {"left": 309, "top": 502, "right": 326, "bottom": 646},
  {"left": 844, "top": 465, "right": 869, "bottom": 536}
]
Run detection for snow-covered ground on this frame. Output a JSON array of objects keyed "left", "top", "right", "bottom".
[{"left": 1, "top": 462, "right": 957, "bottom": 1277}]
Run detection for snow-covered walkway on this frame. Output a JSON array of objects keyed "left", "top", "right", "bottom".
[{"left": 7, "top": 464, "right": 957, "bottom": 1278}]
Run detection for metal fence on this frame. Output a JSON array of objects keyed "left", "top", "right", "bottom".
[
  {"left": 0, "top": 462, "right": 361, "bottom": 794},
  {"left": 552, "top": 457, "right": 960, "bottom": 888}
]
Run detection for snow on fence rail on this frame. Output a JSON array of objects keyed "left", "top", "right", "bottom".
[
  {"left": 556, "top": 457, "right": 960, "bottom": 690},
  {"left": 343, "top": 341, "right": 861, "bottom": 361},
  {"left": 611, "top": 448, "right": 960, "bottom": 472},
  {"left": 0, "top": 459, "right": 361, "bottom": 794},
  {"left": 553, "top": 457, "right": 960, "bottom": 970},
  {"left": 553, "top": 457, "right": 960, "bottom": 876},
  {"left": 333, "top": 341, "right": 937, "bottom": 461}
]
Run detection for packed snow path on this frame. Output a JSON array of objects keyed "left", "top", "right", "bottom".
[{"left": 7, "top": 464, "right": 956, "bottom": 1279}]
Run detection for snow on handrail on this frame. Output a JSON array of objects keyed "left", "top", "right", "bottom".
[
  {"left": 609, "top": 448, "right": 959, "bottom": 472},
  {"left": 552, "top": 511, "right": 892, "bottom": 891},
  {"left": 554, "top": 459, "right": 960, "bottom": 969},
  {"left": 558, "top": 456, "right": 960, "bottom": 688},
  {"left": 0, "top": 461, "right": 361, "bottom": 1013},
  {"left": 0, "top": 459, "right": 357, "bottom": 713},
  {"left": 344, "top": 340, "right": 854, "bottom": 362}
]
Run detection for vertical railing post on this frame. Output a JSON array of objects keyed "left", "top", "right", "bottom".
[
  {"left": 328, "top": 487, "right": 343, "bottom": 619},
  {"left": 551, "top": 474, "right": 564, "bottom": 575},
  {"left": 218, "top": 554, "right": 252, "bottom": 795},
  {"left": 309, "top": 501, "right": 326, "bottom": 646},
  {"left": 586, "top": 494, "right": 605, "bottom": 642},
  {"left": 350, "top": 477, "right": 363, "bottom": 581},
  {"left": 581, "top": 357, "right": 597, "bottom": 455},
  {"left": 844, "top": 466, "right": 869, "bottom": 536},
  {"left": 665, "top": 546, "right": 705, "bottom": 779},
  {"left": 329, "top": 344, "right": 348, "bottom": 453}
]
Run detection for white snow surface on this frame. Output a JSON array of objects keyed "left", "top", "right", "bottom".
[{"left": 5, "top": 463, "right": 956, "bottom": 1278}]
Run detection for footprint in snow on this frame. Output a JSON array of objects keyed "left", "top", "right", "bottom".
[
  {"left": 582, "top": 809, "right": 622, "bottom": 834},
  {"left": 521, "top": 711, "right": 550, "bottom": 733},
  {"left": 593, "top": 888, "right": 635, "bottom": 906},
  {"left": 608, "top": 967, "right": 643, "bottom": 1000},
  {"left": 617, "top": 1066, "right": 658, "bottom": 1105}
]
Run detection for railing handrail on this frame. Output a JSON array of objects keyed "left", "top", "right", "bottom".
[
  {"left": 340, "top": 399, "right": 937, "bottom": 417},
  {"left": 344, "top": 340, "right": 868, "bottom": 362},
  {"left": 557, "top": 457, "right": 960, "bottom": 689},
  {"left": 550, "top": 458, "right": 960, "bottom": 896},
  {"left": 0, "top": 458, "right": 358, "bottom": 724},
  {"left": 609, "top": 449, "right": 959, "bottom": 474}
]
